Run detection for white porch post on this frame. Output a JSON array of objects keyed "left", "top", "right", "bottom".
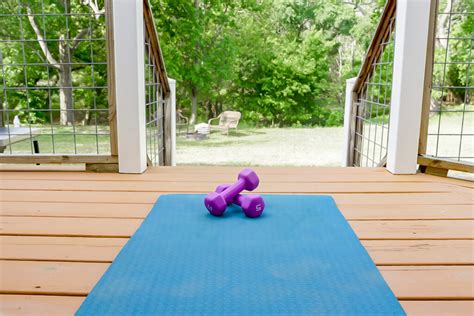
[
  {"left": 168, "top": 78, "right": 177, "bottom": 166},
  {"left": 112, "top": 0, "right": 147, "bottom": 173},
  {"left": 386, "top": 0, "right": 432, "bottom": 174},
  {"left": 342, "top": 77, "right": 357, "bottom": 167}
]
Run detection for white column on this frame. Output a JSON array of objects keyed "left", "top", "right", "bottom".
[
  {"left": 112, "top": 0, "right": 146, "bottom": 173},
  {"left": 168, "top": 78, "right": 177, "bottom": 166},
  {"left": 342, "top": 77, "right": 357, "bottom": 167},
  {"left": 386, "top": 0, "right": 431, "bottom": 174}
]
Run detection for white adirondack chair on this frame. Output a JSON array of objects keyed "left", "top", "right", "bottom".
[{"left": 208, "top": 111, "right": 241, "bottom": 135}]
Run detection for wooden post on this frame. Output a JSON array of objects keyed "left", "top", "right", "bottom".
[
  {"left": 386, "top": 0, "right": 432, "bottom": 174},
  {"left": 105, "top": 0, "right": 118, "bottom": 158},
  {"left": 163, "top": 79, "right": 174, "bottom": 166},
  {"left": 418, "top": 0, "right": 439, "bottom": 155},
  {"left": 342, "top": 77, "right": 356, "bottom": 167},
  {"left": 111, "top": 0, "right": 147, "bottom": 173},
  {"left": 168, "top": 78, "right": 177, "bottom": 166}
]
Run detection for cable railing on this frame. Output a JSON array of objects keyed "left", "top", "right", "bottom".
[
  {"left": 348, "top": 0, "right": 396, "bottom": 167},
  {"left": 0, "top": 0, "right": 115, "bottom": 166},
  {"left": 0, "top": 0, "right": 173, "bottom": 170},
  {"left": 143, "top": 0, "right": 170, "bottom": 166},
  {"left": 418, "top": 0, "right": 473, "bottom": 174}
]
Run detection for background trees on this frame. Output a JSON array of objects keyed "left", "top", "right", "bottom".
[
  {"left": 152, "top": 0, "right": 387, "bottom": 127},
  {"left": 0, "top": 0, "right": 470, "bottom": 128},
  {"left": 0, "top": 0, "right": 107, "bottom": 126}
]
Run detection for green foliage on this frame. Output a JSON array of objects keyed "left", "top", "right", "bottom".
[
  {"left": 153, "top": 0, "right": 387, "bottom": 127},
  {"left": 0, "top": 0, "right": 108, "bottom": 125}
]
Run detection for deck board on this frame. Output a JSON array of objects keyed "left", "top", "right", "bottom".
[
  {"left": 2, "top": 296, "right": 473, "bottom": 316},
  {"left": 1, "top": 190, "right": 471, "bottom": 205},
  {"left": 2, "top": 217, "right": 472, "bottom": 240},
  {"left": 0, "top": 166, "right": 472, "bottom": 315},
  {"left": 2, "top": 237, "right": 473, "bottom": 266},
  {"left": 2, "top": 201, "right": 472, "bottom": 220},
  {"left": 1, "top": 261, "right": 472, "bottom": 299}
]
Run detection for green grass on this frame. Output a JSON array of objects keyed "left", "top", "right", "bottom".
[
  {"left": 177, "top": 107, "right": 472, "bottom": 166},
  {"left": 5, "top": 125, "right": 111, "bottom": 155},
  {"left": 177, "top": 127, "right": 344, "bottom": 166}
]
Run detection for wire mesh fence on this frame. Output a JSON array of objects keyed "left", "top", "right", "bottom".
[
  {"left": 425, "top": 0, "right": 473, "bottom": 163},
  {"left": 0, "top": 0, "right": 110, "bottom": 156},
  {"left": 144, "top": 22, "right": 165, "bottom": 166},
  {"left": 352, "top": 17, "right": 395, "bottom": 167}
]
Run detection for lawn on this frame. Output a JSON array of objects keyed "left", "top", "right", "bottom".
[
  {"left": 3, "top": 126, "right": 111, "bottom": 155},
  {"left": 176, "top": 127, "right": 344, "bottom": 166},
  {"left": 177, "top": 108, "right": 472, "bottom": 166}
]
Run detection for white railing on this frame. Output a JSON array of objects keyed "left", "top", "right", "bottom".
[{"left": 342, "top": 0, "right": 472, "bottom": 175}]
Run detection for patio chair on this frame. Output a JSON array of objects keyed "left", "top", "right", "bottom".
[{"left": 208, "top": 111, "right": 241, "bottom": 135}]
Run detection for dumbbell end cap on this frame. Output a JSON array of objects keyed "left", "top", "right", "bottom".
[
  {"left": 238, "top": 168, "right": 260, "bottom": 191},
  {"left": 204, "top": 192, "right": 227, "bottom": 216},
  {"left": 241, "top": 194, "right": 265, "bottom": 218}
]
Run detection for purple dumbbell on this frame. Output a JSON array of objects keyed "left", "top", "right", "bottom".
[
  {"left": 216, "top": 184, "right": 265, "bottom": 218},
  {"left": 204, "top": 168, "right": 260, "bottom": 216}
]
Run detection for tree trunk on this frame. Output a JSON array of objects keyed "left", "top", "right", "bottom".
[
  {"left": 437, "top": 0, "right": 452, "bottom": 49},
  {"left": 189, "top": 0, "right": 199, "bottom": 125},
  {"left": 59, "top": 36, "right": 74, "bottom": 125},
  {"left": 190, "top": 86, "right": 197, "bottom": 125}
]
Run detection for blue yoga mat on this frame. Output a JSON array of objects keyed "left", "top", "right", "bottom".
[{"left": 77, "top": 194, "right": 405, "bottom": 315}]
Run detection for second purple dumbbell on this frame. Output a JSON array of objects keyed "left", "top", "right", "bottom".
[
  {"left": 204, "top": 168, "right": 260, "bottom": 216},
  {"left": 215, "top": 184, "right": 265, "bottom": 218}
]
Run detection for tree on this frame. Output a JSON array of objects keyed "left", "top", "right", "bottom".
[{"left": 0, "top": 0, "right": 106, "bottom": 126}]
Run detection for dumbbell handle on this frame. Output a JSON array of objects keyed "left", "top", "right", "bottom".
[
  {"left": 219, "top": 178, "right": 246, "bottom": 203},
  {"left": 233, "top": 194, "right": 244, "bottom": 206},
  {"left": 216, "top": 184, "right": 243, "bottom": 205}
]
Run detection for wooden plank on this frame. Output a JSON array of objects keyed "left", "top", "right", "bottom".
[
  {"left": 0, "top": 179, "right": 454, "bottom": 193},
  {"left": 143, "top": 0, "right": 170, "bottom": 95},
  {"left": 1, "top": 190, "right": 471, "bottom": 205},
  {"left": 0, "top": 295, "right": 83, "bottom": 316},
  {"left": 353, "top": 0, "right": 396, "bottom": 93},
  {"left": 0, "top": 155, "right": 117, "bottom": 164},
  {"left": 0, "top": 236, "right": 126, "bottom": 262},
  {"left": 85, "top": 163, "right": 119, "bottom": 173},
  {"left": 2, "top": 202, "right": 472, "bottom": 220},
  {"left": 418, "top": 0, "right": 439, "bottom": 156},
  {"left": 0, "top": 217, "right": 141, "bottom": 237},
  {"left": 3, "top": 236, "right": 472, "bottom": 266},
  {"left": 0, "top": 202, "right": 152, "bottom": 218},
  {"left": 419, "top": 155, "right": 474, "bottom": 174},
  {"left": 340, "top": 204, "right": 474, "bottom": 220},
  {"left": 351, "top": 220, "right": 474, "bottom": 240},
  {"left": 1, "top": 296, "right": 473, "bottom": 316},
  {"left": 362, "top": 240, "right": 474, "bottom": 265},
  {"left": 401, "top": 300, "right": 474, "bottom": 316},
  {"left": 105, "top": 0, "right": 118, "bottom": 157},
  {"left": 0, "top": 172, "right": 443, "bottom": 183},
  {"left": 380, "top": 266, "right": 474, "bottom": 299},
  {"left": 1, "top": 168, "right": 470, "bottom": 187},
  {"left": 2, "top": 217, "right": 473, "bottom": 240},
  {"left": 2, "top": 261, "right": 471, "bottom": 300},
  {"left": 0, "top": 165, "right": 85, "bottom": 171},
  {"left": 2, "top": 297, "right": 473, "bottom": 316},
  {"left": 0, "top": 261, "right": 107, "bottom": 295}
]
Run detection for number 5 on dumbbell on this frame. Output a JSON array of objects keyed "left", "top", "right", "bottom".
[{"left": 215, "top": 184, "right": 265, "bottom": 218}]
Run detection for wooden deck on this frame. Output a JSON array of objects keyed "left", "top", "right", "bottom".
[{"left": 0, "top": 166, "right": 473, "bottom": 315}]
